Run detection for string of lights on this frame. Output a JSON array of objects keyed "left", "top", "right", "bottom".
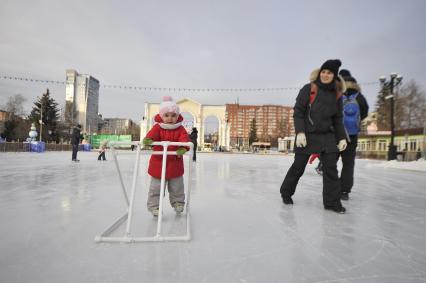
[{"left": 0, "top": 74, "right": 379, "bottom": 92}]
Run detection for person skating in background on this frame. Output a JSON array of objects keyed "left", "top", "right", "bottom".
[
  {"left": 189, "top": 127, "right": 198, "bottom": 161},
  {"left": 338, "top": 69, "right": 369, "bottom": 200},
  {"left": 98, "top": 140, "right": 108, "bottom": 161},
  {"left": 71, "top": 124, "right": 82, "bottom": 162},
  {"left": 143, "top": 96, "right": 190, "bottom": 217},
  {"left": 309, "top": 154, "right": 323, "bottom": 175},
  {"left": 280, "top": 59, "right": 348, "bottom": 214}
]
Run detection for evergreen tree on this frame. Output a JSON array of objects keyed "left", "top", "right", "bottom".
[
  {"left": 375, "top": 88, "right": 391, "bottom": 131},
  {"left": 249, "top": 118, "right": 258, "bottom": 145},
  {"left": 28, "top": 89, "right": 60, "bottom": 142},
  {"left": 1, "top": 120, "right": 17, "bottom": 141}
]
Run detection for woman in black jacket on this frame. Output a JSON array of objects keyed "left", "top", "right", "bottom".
[{"left": 280, "top": 59, "right": 347, "bottom": 214}]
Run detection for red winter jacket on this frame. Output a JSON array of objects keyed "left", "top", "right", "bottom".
[{"left": 145, "top": 114, "right": 190, "bottom": 179}]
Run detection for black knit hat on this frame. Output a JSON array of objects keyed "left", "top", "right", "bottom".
[
  {"left": 320, "top": 59, "right": 342, "bottom": 78},
  {"left": 339, "top": 69, "right": 357, "bottom": 83}
]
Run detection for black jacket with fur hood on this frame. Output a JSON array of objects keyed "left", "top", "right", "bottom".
[{"left": 293, "top": 69, "right": 346, "bottom": 154}]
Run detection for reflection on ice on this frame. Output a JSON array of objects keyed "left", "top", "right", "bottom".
[{"left": 0, "top": 151, "right": 425, "bottom": 282}]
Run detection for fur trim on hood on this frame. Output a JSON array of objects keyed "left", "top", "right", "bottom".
[
  {"left": 343, "top": 81, "right": 361, "bottom": 93},
  {"left": 309, "top": 69, "right": 346, "bottom": 93}
]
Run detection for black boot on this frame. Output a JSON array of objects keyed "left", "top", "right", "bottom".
[
  {"left": 324, "top": 206, "right": 346, "bottom": 214},
  {"left": 282, "top": 196, "right": 294, "bottom": 205},
  {"left": 341, "top": 192, "right": 349, "bottom": 201}
]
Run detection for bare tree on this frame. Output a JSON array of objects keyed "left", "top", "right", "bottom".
[
  {"left": 0, "top": 94, "right": 27, "bottom": 141},
  {"left": 397, "top": 80, "right": 426, "bottom": 129},
  {"left": 1, "top": 94, "right": 27, "bottom": 117},
  {"left": 376, "top": 79, "right": 426, "bottom": 130}
]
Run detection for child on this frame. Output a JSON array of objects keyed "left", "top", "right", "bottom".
[
  {"left": 143, "top": 96, "right": 190, "bottom": 217},
  {"left": 98, "top": 140, "right": 108, "bottom": 161},
  {"left": 308, "top": 154, "right": 323, "bottom": 175}
]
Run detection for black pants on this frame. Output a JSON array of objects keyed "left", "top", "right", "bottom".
[
  {"left": 280, "top": 152, "right": 342, "bottom": 208},
  {"left": 192, "top": 145, "right": 197, "bottom": 161},
  {"left": 339, "top": 135, "right": 358, "bottom": 193},
  {"left": 98, "top": 151, "right": 106, "bottom": 160},
  {"left": 72, "top": 144, "right": 79, "bottom": 160}
]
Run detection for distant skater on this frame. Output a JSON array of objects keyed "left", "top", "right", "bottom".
[
  {"left": 309, "top": 154, "right": 323, "bottom": 175},
  {"left": 98, "top": 140, "right": 108, "bottom": 161},
  {"left": 189, "top": 127, "right": 198, "bottom": 161},
  {"left": 71, "top": 124, "right": 82, "bottom": 162}
]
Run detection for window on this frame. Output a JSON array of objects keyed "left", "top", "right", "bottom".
[
  {"left": 410, "top": 140, "right": 417, "bottom": 151},
  {"left": 378, "top": 140, "right": 387, "bottom": 151}
]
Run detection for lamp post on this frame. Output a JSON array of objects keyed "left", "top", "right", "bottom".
[
  {"left": 379, "top": 72, "right": 403, "bottom": 160},
  {"left": 39, "top": 100, "right": 43, "bottom": 142}
]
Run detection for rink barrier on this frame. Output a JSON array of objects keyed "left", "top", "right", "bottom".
[{"left": 95, "top": 141, "right": 193, "bottom": 243}]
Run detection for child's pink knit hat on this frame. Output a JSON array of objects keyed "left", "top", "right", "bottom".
[{"left": 159, "top": 96, "right": 180, "bottom": 117}]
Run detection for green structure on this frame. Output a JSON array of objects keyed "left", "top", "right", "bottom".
[{"left": 89, "top": 134, "right": 132, "bottom": 148}]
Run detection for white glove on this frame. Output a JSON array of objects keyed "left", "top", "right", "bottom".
[
  {"left": 295, "top": 133, "right": 307, "bottom": 148},
  {"left": 338, "top": 139, "right": 347, "bottom": 152}
]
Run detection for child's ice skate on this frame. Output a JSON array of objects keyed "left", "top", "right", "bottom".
[
  {"left": 149, "top": 207, "right": 159, "bottom": 217},
  {"left": 173, "top": 203, "right": 184, "bottom": 215}
]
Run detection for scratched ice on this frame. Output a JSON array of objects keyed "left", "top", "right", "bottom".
[{"left": 1, "top": 151, "right": 425, "bottom": 282}]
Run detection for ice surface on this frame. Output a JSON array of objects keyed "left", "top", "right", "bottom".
[{"left": 1, "top": 151, "right": 426, "bottom": 283}]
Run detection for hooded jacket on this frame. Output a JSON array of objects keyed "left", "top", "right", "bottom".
[
  {"left": 343, "top": 80, "right": 369, "bottom": 122},
  {"left": 145, "top": 114, "right": 190, "bottom": 179},
  {"left": 71, "top": 126, "right": 81, "bottom": 145},
  {"left": 293, "top": 69, "right": 346, "bottom": 154}
]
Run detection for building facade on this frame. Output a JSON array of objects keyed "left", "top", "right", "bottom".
[
  {"left": 225, "top": 104, "right": 294, "bottom": 148},
  {"left": 64, "top": 69, "right": 100, "bottom": 134},
  {"left": 101, "top": 118, "right": 134, "bottom": 135},
  {"left": 357, "top": 128, "right": 425, "bottom": 161},
  {"left": 0, "top": 110, "right": 10, "bottom": 134},
  {"left": 0, "top": 110, "right": 10, "bottom": 121}
]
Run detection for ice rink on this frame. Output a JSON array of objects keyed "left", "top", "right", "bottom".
[{"left": 1, "top": 151, "right": 425, "bottom": 283}]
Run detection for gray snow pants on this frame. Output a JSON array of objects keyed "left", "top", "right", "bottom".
[{"left": 147, "top": 176, "right": 185, "bottom": 209}]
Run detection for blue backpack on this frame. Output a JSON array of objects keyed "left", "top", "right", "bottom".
[{"left": 343, "top": 93, "right": 360, "bottom": 135}]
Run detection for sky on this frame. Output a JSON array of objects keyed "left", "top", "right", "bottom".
[{"left": 1, "top": 0, "right": 426, "bottom": 123}]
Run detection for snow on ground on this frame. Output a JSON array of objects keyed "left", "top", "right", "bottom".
[
  {"left": 1, "top": 151, "right": 426, "bottom": 283},
  {"left": 366, "top": 158, "right": 426, "bottom": 172}
]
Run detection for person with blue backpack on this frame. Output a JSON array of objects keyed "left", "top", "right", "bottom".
[{"left": 338, "top": 69, "right": 369, "bottom": 200}]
